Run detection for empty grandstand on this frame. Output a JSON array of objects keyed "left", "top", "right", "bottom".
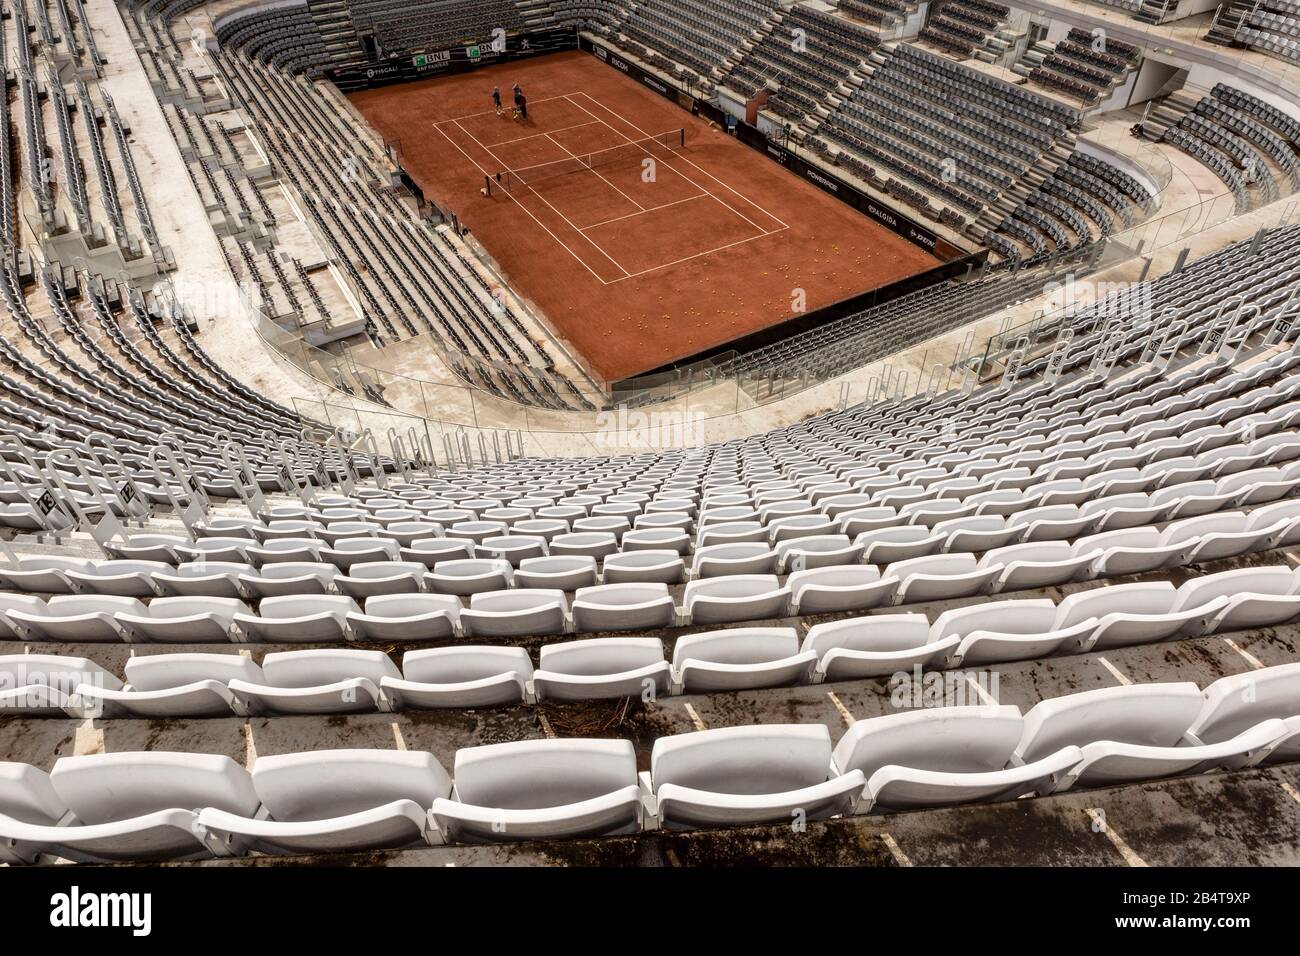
[{"left": 0, "top": 0, "right": 1295, "bottom": 918}]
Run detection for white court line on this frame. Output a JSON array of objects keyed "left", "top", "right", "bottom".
[
  {"left": 1223, "top": 637, "right": 1267, "bottom": 670},
  {"left": 564, "top": 93, "right": 777, "bottom": 238},
  {"left": 579, "top": 192, "right": 710, "bottom": 231},
  {"left": 572, "top": 90, "right": 792, "bottom": 232},
  {"left": 432, "top": 93, "right": 577, "bottom": 124},
  {"left": 453, "top": 118, "right": 632, "bottom": 278},
  {"left": 1086, "top": 808, "right": 1148, "bottom": 867},
  {"left": 545, "top": 131, "right": 645, "bottom": 212},
  {"left": 478, "top": 120, "right": 604, "bottom": 148},
  {"left": 430, "top": 119, "right": 611, "bottom": 284}
]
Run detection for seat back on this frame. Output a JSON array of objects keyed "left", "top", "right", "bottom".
[
  {"left": 0, "top": 761, "right": 66, "bottom": 824},
  {"left": 402, "top": 646, "right": 533, "bottom": 683},
  {"left": 831, "top": 706, "right": 1024, "bottom": 777},
  {"left": 672, "top": 627, "right": 798, "bottom": 667},
  {"left": 1016, "top": 683, "right": 1204, "bottom": 763},
  {"left": 451, "top": 738, "right": 636, "bottom": 810},
  {"left": 50, "top": 752, "right": 258, "bottom": 822},
  {"left": 252, "top": 749, "right": 450, "bottom": 820},
  {"left": 539, "top": 638, "right": 665, "bottom": 677},
  {"left": 261, "top": 649, "right": 400, "bottom": 687},
  {"left": 652, "top": 724, "right": 833, "bottom": 795},
  {"left": 126, "top": 653, "right": 264, "bottom": 691}
]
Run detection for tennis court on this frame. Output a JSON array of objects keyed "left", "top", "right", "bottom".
[
  {"left": 349, "top": 51, "right": 942, "bottom": 382},
  {"left": 440, "top": 92, "right": 788, "bottom": 284}
]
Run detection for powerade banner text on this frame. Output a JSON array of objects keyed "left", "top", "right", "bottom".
[{"left": 325, "top": 27, "right": 578, "bottom": 91}]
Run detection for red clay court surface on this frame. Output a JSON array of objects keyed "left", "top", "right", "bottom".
[{"left": 350, "top": 51, "right": 941, "bottom": 382}]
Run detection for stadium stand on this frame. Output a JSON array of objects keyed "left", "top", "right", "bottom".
[{"left": 0, "top": 0, "right": 1297, "bottom": 880}]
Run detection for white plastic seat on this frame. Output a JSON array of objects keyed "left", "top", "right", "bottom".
[
  {"left": 695, "top": 521, "right": 768, "bottom": 547},
  {"left": 682, "top": 575, "right": 790, "bottom": 624},
  {"left": 690, "top": 542, "right": 777, "bottom": 577},
  {"left": 1170, "top": 566, "right": 1300, "bottom": 633},
  {"left": 198, "top": 750, "right": 451, "bottom": 855},
  {"left": 0, "top": 752, "right": 258, "bottom": 863},
  {"left": 335, "top": 561, "right": 427, "bottom": 599},
  {"left": 425, "top": 559, "right": 514, "bottom": 596},
  {"left": 75, "top": 653, "right": 261, "bottom": 718},
  {"left": 1014, "top": 682, "right": 1205, "bottom": 765},
  {"left": 380, "top": 646, "right": 532, "bottom": 709},
  {"left": 933, "top": 598, "right": 1095, "bottom": 666},
  {"left": 775, "top": 534, "right": 863, "bottom": 571},
  {"left": 153, "top": 561, "right": 253, "bottom": 599},
  {"left": 320, "top": 536, "right": 402, "bottom": 570},
  {"left": 803, "top": 615, "right": 957, "bottom": 680},
  {"left": 0, "top": 556, "right": 94, "bottom": 595},
  {"left": 246, "top": 538, "right": 323, "bottom": 566},
  {"left": 6, "top": 595, "right": 145, "bottom": 643},
  {"left": 345, "top": 593, "right": 463, "bottom": 641},
  {"left": 238, "top": 562, "right": 338, "bottom": 599},
  {"left": 0, "top": 654, "right": 119, "bottom": 715},
  {"left": 1012, "top": 504, "right": 1098, "bottom": 542},
  {"left": 234, "top": 595, "right": 359, "bottom": 643},
  {"left": 621, "top": 528, "right": 690, "bottom": 554},
  {"left": 176, "top": 538, "right": 251, "bottom": 564},
  {"left": 855, "top": 525, "right": 945, "bottom": 564},
  {"left": 889, "top": 553, "right": 1002, "bottom": 604},
  {"left": 430, "top": 738, "right": 641, "bottom": 843},
  {"left": 511, "top": 555, "right": 598, "bottom": 590},
  {"left": 829, "top": 707, "right": 1082, "bottom": 813},
  {"left": 548, "top": 532, "right": 620, "bottom": 560},
  {"left": 533, "top": 637, "right": 671, "bottom": 701},
  {"left": 1185, "top": 662, "right": 1300, "bottom": 746},
  {"left": 64, "top": 561, "right": 167, "bottom": 598},
  {"left": 571, "top": 583, "right": 676, "bottom": 631},
  {"left": 934, "top": 515, "right": 1019, "bottom": 553},
  {"left": 0, "top": 593, "right": 47, "bottom": 639},
  {"left": 788, "top": 565, "right": 897, "bottom": 613},
  {"left": 477, "top": 535, "right": 549, "bottom": 567},
  {"left": 1075, "top": 527, "right": 1191, "bottom": 576},
  {"left": 601, "top": 550, "right": 686, "bottom": 584},
  {"left": 228, "top": 648, "right": 397, "bottom": 714},
  {"left": 1162, "top": 511, "right": 1283, "bottom": 563},
  {"left": 460, "top": 589, "right": 568, "bottom": 637},
  {"left": 982, "top": 541, "right": 1094, "bottom": 592},
  {"left": 1062, "top": 720, "right": 1286, "bottom": 790},
  {"left": 647, "top": 725, "right": 865, "bottom": 829},
  {"left": 116, "top": 596, "right": 247, "bottom": 643},
  {"left": 1054, "top": 582, "right": 1204, "bottom": 651},
  {"left": 400, "top": 538, "right": 474, "bottom": 568},
  {"left": 673, "top": 627, "right": 815, "bottom": 692}
]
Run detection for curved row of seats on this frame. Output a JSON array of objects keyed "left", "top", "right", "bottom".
[
  {"left": 2, "top": 665, "right": 1295, "bottom": 861},
  {"left": 4, "top": 565, "right": 1299, "bottom": 717}
]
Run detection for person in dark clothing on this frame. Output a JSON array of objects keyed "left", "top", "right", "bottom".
[
  {"left": 491, "top": 86, "right": 502, "bottom": 115},
  {"left": 519, "top": 94, "right": 528, "bottom": 121}
]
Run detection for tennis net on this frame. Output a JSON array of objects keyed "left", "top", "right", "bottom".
[{"left": 485, "top": 128, "right": 685, "bottom": 195}]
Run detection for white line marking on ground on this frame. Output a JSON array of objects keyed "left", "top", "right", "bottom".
[
  {"left": 486, "top": 119, "right": 603, "bottom": 146},
  {"left": 430, "top": 119, "right": 609, "bottom": 283},
  {"left": 1281, "top": 782, "right": 1300, "bottom": 805},
  {"left": 880, "top": 832, "right": 913, "bottom": 866},
  {"left": 243, "top": 722, "right": 258, "bottom": 769},
  {"left": 391, "top": 723, "right": 408, "bottom": 750},
  {"left": 545, "top": 131, "right": 645, "bottom": 212},
  {"left": 1096, "top": 656, "right": 1133, "bottom": 686},
  {"left": 538, "top": 711, "right": 558, "bottom": 738},
  {"left": 74, "top": 719, "right": 104, "bottom": 756},
  {"left": 453, "top": 118, "right": 632, "bottom": 277},
  {"left": 579, "top": 192, "right": 710, "bottom": 230},
  {"left": 1223, "top": 637, "right": 1267, "bottom": 670},
  {"left": 573, "top": 90, "right": 791, "bottom": 231},
  {"left": 433, "top": 94, "right": 577, "bottom": 124},
  {"left": 683, "top": 702, "right": 706, "bottom": 731},
  {"left": 1087, "top": 808, "right": 1148, "bottom": 866},
  {"left": 826, "top": 691, "right": 856, "bottom": 727},
  {"left": 965, "top": 674, "right": 996, "bottom": 705}
]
